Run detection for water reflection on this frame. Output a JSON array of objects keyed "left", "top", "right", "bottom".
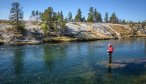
[
  {"left": 13, "top": 47, "right": 24, "bottom": 76},
  {"left": 43, "top": 44, "right": 67, "bottom": 71},
  {"left": 43, "top": 45, "right": 55, "bottom": 71},
  {"left": 107, "top": 64, "right": 112, "bottom": 79},
  {"left": 144, "top": 38, "right": 146, "bottom": 56}
]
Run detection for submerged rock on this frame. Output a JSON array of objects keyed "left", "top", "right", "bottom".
[{"left": 101, "top": 58, "right": 146, "bottom": 69}]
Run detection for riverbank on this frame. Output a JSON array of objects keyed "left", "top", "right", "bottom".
[
  {"left": 0, "top": 22, "right": 146, "bottom": 45},
  {"left": 0, "top": 36, "right": 116, "bottom": 45},
  {"left": 43, "top": 36, "right": 116, "bottom": 43},
  {"left": 1, "top": 36, "right": 146, "bottom": 45}
]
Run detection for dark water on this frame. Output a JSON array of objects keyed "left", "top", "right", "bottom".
[{"left": 0, "top": 38, "right": 146, "bottom": 84}]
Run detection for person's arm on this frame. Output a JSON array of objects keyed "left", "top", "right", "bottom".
[{"left": 107, "top": 47, "right": 110, "bottom": 53}]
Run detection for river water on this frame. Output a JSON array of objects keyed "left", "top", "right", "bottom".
[{"left": 0, "top": 38, "right": 146, "bottom": 84}]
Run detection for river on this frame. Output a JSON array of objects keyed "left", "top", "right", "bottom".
[{"left": 0, "top": 38, "right": 146, "bottom": 84}]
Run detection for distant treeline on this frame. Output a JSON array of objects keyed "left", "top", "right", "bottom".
[
  {"left": 30, "top": 7, "right": 146, "bottom": 24},
  {"left": 7, "top": 2, "right": 146, "bottom": 35}
]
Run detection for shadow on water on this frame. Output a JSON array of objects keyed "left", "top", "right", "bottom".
[
  {"left": 43, "top": 44, "right": 67, "bottom": 72},
  {"left": 13, "top": 47, "right": 24, "bottom": 77},
  {"left": 43, "top": 45, "right": 56, "bottom": 71},
  {"left": 107, "top": 64, "right": 112, "bottom": 79}
]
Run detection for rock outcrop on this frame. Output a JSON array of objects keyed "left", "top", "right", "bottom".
[
  {"left": 0, "top": 21, "right": 146, "bottom": 44},
  {"left": 65, "top": 22, "right": 146, "bottom": 39},
  {"left": 0, "top": 22, "right": 44, "bottom": 44}
]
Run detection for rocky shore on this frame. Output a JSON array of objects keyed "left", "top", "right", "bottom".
[{"left": 0, "top": 21, "right": 146, "bottom": 45}]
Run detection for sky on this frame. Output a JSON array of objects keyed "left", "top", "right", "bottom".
[{"left": 0, "top": 0, "right": 146, "bottom": 22}]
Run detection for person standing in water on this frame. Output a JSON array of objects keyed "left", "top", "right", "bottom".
[{"left": 107, "top": 44, "right": 113, "bottom": 63}]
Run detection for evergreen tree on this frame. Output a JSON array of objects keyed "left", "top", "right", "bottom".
[
  {"left": 32, "top": 10, "right": 35, "bottom": 17},
  {"left": 30, "top": 10, "right": 42, "bottom": 21},
  {"left": 122, "top": 19, "right": 126, "bottom": 24},
  {"left": 93, "top": 9, "right": 98, "bottom": 22},
  {"left": 36, "top": 10, "right": 39, "bottom": 21},
  {"left": 74, "top": 9, "right": 82, "bottom": 22},
  {"left": 87, "top": 7, "right": 94, "bottom": 22},
  {"left": 9, "top": 2, "right": 24, "bottom": 31},
  {"left": 104, "top": 12, "right": 109, "bottom": 22},
  {"left": 110, "top": 12, "right": 118, "bottom": 23},
  {"left": 68, "top": 11, "right": 73, "bottom": 22},
  {"left": 41, "top": 7, "right": 53, "bottom": 34},
  {"left": 52, "top": 12, "right": 57, "bottom": 22},
  {"left": 82, "top": 17, "right": 86, "bottom": 22},
  {"left": 58, "top": 11, "right": 66, "bottom": 29},
  {"left": 93, "top": 8, "right": 102, "bottom": 22},
  {"left": 60, "top": 11, "right": 64, "bottom": 22},
  {"left": 36, "top": 10, "right": 39, "bottom": 16},
  {"left": 39, "top": 12, "right": 42, "bottom": 20},
  {"left": 52, "top": 12, "right": 58, "bottom": 32},
  {"left": 96, "top": 12, "right": 102, "bottom": 22}
]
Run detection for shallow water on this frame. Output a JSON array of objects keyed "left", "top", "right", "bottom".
[{"left": 0, "top": 38, "right": 146, "bottom": 84}]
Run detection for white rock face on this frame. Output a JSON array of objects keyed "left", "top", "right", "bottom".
[
  {"left": 65, "top": 22, "right": 118, "bottom": 38},
  {"left": 66, "top": 22, "right": 88, "bottom": 35},
  {"left": 0, "top": 21, "right": 44, "bottom": 44},
  {"left": 92, "top": 23, "right": 113, "bottom": 36},
  {"left": 65, "top": 22, "right": 146, "bottom": 38},
  {"left": 0, "top": 24, "right": 12, "bottom": 30}
]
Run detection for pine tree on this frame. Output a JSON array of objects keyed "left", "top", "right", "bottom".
[
  {"left": 52, "top": 12, "right": 57, "bottom": 22},
  {"left": 9, "top": 2, "right": 24, "bottom": 31},
  {"left": 97, "top": 13, "right": 102, "bottom": 22},
  {"left": 52, "top": 12, "right": 58, "bottom": 32},
  {"left": 74, "top": 9, "right": 82, "bottom": 22},
  {"left": 36, "top": 10, "right": 39, "bottom": 16},
  {"left": 68, "top": 11, "right": 73, "bottom": 22},
  {"left": 41, "top": 7, "right": 53, "bottom": 34},
  {"left": 104, "top": 12, "right": 109, "bottom": 22},
  {"left": 30, "top": 10, "right": 42, "bottom": 21},
  {"left": 93, "top": 9, "right": 97, "bottom": 22},
  {"left": 82, "top": 17, "right": 86, "bottom": 22},
  {"left": 110, "top": 12, "right": 118, "bottom": 23},
  {"left": 60, "top": 11, "right": 64, "bottom": 22},
  {"left": 87, "top": 7, "right": 94, "bottom": 22},
  {"left": 93, "top": 8, "right": 102, "bottom": 22},
  {"left": 122, "top": 19, "right": 126, "bottom": 24},
  {"left": 32, "top": 10, "right": 35, "bottom": 17},
  {"left": 36, "top": 10, "right": 39, "bottom": 21}
]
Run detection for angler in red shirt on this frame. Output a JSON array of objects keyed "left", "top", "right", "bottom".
[{"left": 107, "top": 44, "right": 113, "bottom": 63}]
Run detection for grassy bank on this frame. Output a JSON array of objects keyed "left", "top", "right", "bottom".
[
  {"left": 0, "top": 35, "right": 145, "bottom": 45},
  {"left": 130, "top": 35, "right": 146, "bottom": 37},
  {"left": 43, "top": 36, "right": 116, "bottom": 43}
]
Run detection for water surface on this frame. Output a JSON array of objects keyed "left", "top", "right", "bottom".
[{"left": 0, "top": 38, "right": 146, "bottom": 84}]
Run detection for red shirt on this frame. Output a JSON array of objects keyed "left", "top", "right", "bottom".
[{"left": 108, "top": 46, "right": 113, "bottom": 53}]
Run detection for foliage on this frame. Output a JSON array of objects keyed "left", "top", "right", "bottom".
[
  {"left": 9, "top": 2, "right": 25, "bottom": 31},
  {"left": 30, "top": 10, "right": 42, "bottom": 21},
  {"left": 87, "top": 7, "right": 94, "bottom": 22},
  {"left": 104, "top": 12, "right": 109, "bottom": 22},
  {"left": 41, "top": 7, "right": 67, "bottom": 35},
  {"left": 68, "top": 11, "right": 73, "bottom": 22},
  {"left": 87, "top": 7, "right": 102, "bottom": 22},
  {"left": 93, "top": 9, "right": 102, "bottom": 22},
  {"left": 109, "top": 12, "right": 118, "bottom": 23},
  {"left": 122, "top": 19, "right": 126, "bottom": 24},
  {"left": 41, "top": 21, "right": 48, "bottom": 35},
  {"left": 74, "top": 9, "right": 82, "bottom": 22},
  {"left": 41, "top": 7, "right": 53, "bottom": 32},
  {"left": 82, "top": 17, "right": 86, "bottom": 22}
]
